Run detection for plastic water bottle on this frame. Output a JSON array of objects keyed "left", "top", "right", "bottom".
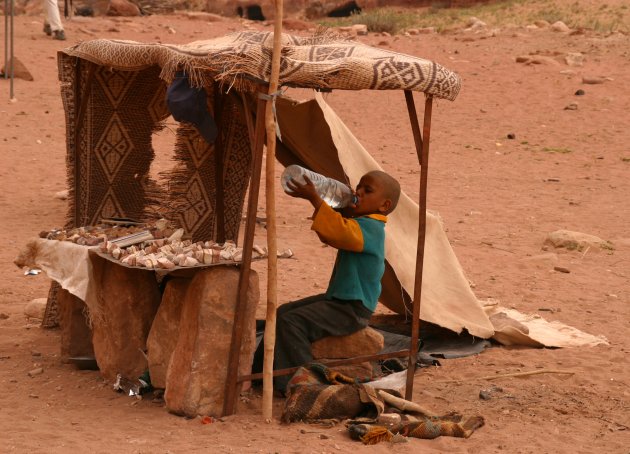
[{"left": 281, "top": 165, "right": 358, "bottom": 209}]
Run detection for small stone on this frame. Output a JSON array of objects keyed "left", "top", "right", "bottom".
[
  {"left": 351, "top": 24, "right": 368, "bottom": 35},
  {"left": 54, "top": 190, "right": 69, "bottom": 200},
  {"left": 28, "top": 367, "right": 44, "bottom": 377},
  {"left": 0, "top": 56, "right": 34, "bottom": 81},
  {"left": 553, "top": 266, "right": 570, "bottom": 273},
  {"left": 56, "top": 386, "right": 62, "bottom": 391},
  {"left": 551, "top": 21, "right": 570, "bottom": 33},
  {"left": 507, "top": 133, "right": 516, "bottom": 140},
  {"left": 534, "top": 20, "right": 550, "bottom": 28},
  {"left": 479, "top": 390, "right": 492, "bottom": 400},
  {"left": 575, "top": 89, "right": 585, "bottom": 96},
  {"left": 319, "top": 434, "right": 330, "bottom": 439},
  {"left": 564, "top": 52, "right": 584, "bottom": 67},
  {"left": 29, "top": 394, "right": 39, "bottom": 398},
  {"left": 24, "top": 298, "right": 47, "bottom": 320},
  {"left": 530, "top": 56, "right": 560, "bottom": 66},
  {"left": 407, "top": 28, "right": 419, "bottom": 35},
  {"left": 0, "top": 312, "right": 9, "bottom": 320},
  {"left": 582, "top": 76, "right": 610, "bottom": 84},
  {"left": 31, "top": 351, "right": 41, "bottom": 357},
  {"left": 564, "top": 102, "right": 578, "bottom": 110}
]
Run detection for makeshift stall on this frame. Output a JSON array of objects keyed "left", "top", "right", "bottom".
[{"left": 37, "top": 30, "right": 468, "bottom": 417}]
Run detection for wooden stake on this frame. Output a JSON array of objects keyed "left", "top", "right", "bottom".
[
  {"left": 404, "top": 92, "right": 433, "bottom": 401},
  {"left": 222, "top": 96, "right": 267, "bottom": 416},
  {"left": 262, "top": 0, "right": 284, "bottom": 420},
  {"left": 377, "top": 390, "right": 437, "bottom": 418},
  {"left": 436, "top": 369, "right": 576, "bottom": 383}
]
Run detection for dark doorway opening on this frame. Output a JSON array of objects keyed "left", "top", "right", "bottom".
[
  {"left": 327, "top": 1, "right": 361, "bottom": 18},
  {"left": 237, "top": 5, "right": 266, "bottom": 21}
]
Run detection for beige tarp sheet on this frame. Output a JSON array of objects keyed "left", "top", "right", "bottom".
[{"left": 275, "top": 93, "right": 608, "bottom": 348}]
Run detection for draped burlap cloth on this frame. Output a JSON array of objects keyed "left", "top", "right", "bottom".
[{"left": 274, "top": 93, "right": 608, "bottom": 348}]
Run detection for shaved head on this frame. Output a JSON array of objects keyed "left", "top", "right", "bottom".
[{"left": 365, "top": 170, "right": 401, "bottom": 214}]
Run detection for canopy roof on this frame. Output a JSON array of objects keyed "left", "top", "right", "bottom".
[{"left": 62, "top": 30, "right": 461, "bottom": 101}]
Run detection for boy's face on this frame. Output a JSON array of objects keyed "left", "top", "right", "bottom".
[{"left": 349, "top": 174, "right": 392, "bottom": 217}]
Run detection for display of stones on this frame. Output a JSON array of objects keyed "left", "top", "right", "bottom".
[
  {"left": 99, "top": 228, "right": 268, "bottom": 269},
  {"left": 39, "top": 218, "right": 176, "bottom": 246}
]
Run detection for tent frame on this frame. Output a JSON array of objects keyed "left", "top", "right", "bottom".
[{"left": 222, "top": 87, "right": 434, "bottom": 415}]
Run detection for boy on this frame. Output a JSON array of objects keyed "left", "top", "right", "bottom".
[{"left": 253, "top": 170, "right": 401, "bottom": 394}]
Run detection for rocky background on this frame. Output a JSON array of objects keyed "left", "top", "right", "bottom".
[{"left": 5, "top": 0, "right": 497, "bottom": 18}]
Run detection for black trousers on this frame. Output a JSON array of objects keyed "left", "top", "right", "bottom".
[{"left": 252, "top": 294, "right": 372, "bottom": 393}]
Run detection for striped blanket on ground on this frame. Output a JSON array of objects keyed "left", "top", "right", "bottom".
[{"left": 281, "top": 363, "right": 484, "bottom": 444}]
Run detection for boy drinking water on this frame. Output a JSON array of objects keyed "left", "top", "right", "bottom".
[{"left": 253, "top": 170, "right": 401, "bottom": 394}]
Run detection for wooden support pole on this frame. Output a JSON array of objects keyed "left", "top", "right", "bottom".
[
  {"left": 262, "top": 0, "right": 284, "bottom": 420},
  {"left": 222, "top": 96, "right": 267, "bottom": 416},
  {"left": 213, "top": 84, "right": 226, "bottom": 243},
  {"left": 403, "top": 91, "right": 433, "bottom": 401}
]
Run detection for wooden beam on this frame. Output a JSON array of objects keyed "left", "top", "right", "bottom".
[
  {"left": 222, "top": 95, "right": 267, "bottom": 416},
  {"left": 238, "top": 349, "right": 413, "bottom": 383},
  {"left": 403, "top": 91, "right": 434, "bottom": 401}
]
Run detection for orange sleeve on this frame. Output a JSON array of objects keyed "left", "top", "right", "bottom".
[{"left": 311, "top": 203, "right": 364, "bottom": 252}]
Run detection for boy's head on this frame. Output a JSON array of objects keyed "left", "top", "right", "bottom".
[{"left": 351, "top": 170, "right": 401, "bottom": 217}]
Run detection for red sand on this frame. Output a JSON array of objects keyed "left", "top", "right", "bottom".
[{"left": 1, "top": 10, "right": 629, "bottom": 453}]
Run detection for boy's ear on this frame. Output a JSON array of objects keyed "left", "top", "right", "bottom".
[{"left": 379, "top": 199, "right": 392, "bottom": 214}]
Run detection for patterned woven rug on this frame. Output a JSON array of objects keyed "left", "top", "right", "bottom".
[{"left": 61, "top": 30, "right": 461, "bottom": 100}]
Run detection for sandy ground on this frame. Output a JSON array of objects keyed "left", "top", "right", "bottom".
[{"left": 1, "top": 7, "right": 629, "bottom": 454}]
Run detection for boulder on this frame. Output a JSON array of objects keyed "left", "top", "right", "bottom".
[
  {"left": 164, "top": 267, "right": 259, "bottom": 417},
  {"left": 57, "top": 288, "right": 94, "bottom": 361},
  {"left": 107, "top": 0, "right": 141, "bottom": 16},
  {"left": 24, "top": 298, "right": 47, "bottom": 320},
  {"left": 147, "top": 278, "right": 189, "bottom": 389},
  {"left": 91, "top": 261, "right": 161, "bottom": 381},
  {"left": 543, "top": 229, "right": 611, "bottom": 252},
  {"left": 312, "top": 326, "right": 384, "bottom": 359}
]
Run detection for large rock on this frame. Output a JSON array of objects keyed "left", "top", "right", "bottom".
[
  {"left": 91, "top": 261, "right": 161, "bottom": 382},
  {"left": 544, "top": 229, "right": 611, "bottom": 252},
  {"left": 312, "top": 326, "right": 384, "bottom": 359},
  {"left": 57, "top": 288, "right": 94, "bottom": 361},
  {"left": 107, "top": 0, "right": 141, "bottom": 16},
  {"left": 165, "top": 267, "right": 259, "bottom": 417},
  {"left": 147, "top": 278, "right": 189, "bottom": 389}
]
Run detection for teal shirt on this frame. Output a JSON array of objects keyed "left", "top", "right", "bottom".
[{"left": 311, "top": 204, "right": 387, "bottom": 312}]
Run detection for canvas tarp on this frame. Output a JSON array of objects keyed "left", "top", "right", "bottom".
[{"left": 274, "top": 93, "right": 608, "bottom": 348}]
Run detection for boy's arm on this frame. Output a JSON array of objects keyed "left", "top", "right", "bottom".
[
  {"left": 311, "top": 203, "right": 363, "bottom": 252},
  {"left": 286, "top": 175, "right": 363, "bottom": 252}
]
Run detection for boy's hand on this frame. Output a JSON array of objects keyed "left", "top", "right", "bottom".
[{"left": 286, "top": 175, "right": 323, "bottom": 210}]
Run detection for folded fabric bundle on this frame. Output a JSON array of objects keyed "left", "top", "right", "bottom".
[{"left": 281, "top": 363, "right": 485, "bottom": 444}]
